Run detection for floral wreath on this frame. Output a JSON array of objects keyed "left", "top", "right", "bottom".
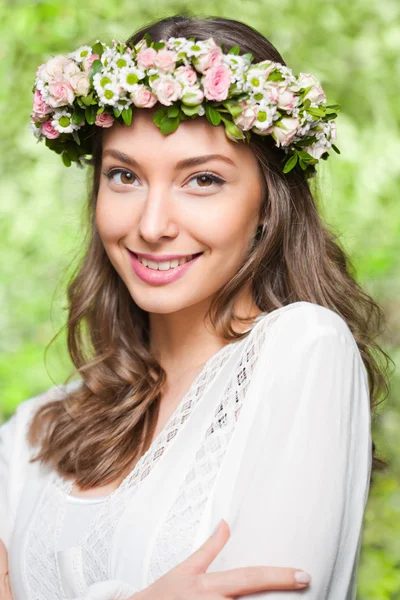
[{"left": 30, "top": 34, "right": 341, "bottom": 178}]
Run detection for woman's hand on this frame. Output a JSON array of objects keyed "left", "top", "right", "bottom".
[
  {"left": 131, "top": 519, "right": 311, "bottom": 599},
  {"left": 0, "top": 539, "right": 13, "bottom": 600}
]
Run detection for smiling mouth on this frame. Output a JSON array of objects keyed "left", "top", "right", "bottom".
[{"left": 131, "top": 251, "right": 203, "bottom": 267}]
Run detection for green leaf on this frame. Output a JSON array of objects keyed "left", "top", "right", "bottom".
[
  {"left": 306, "top": 107, "right": 326, "bottom": 118},
  {"left": 85, "top": 105, "right": 97, "bottom": 125},
  {"left": 325, "top": 104, "right": 342, "bottom": 111},
  {"left": 299, "top": 159, "right": 307, "bottom": 170},
  {"left": 228, "top": 45, "right": 240, "bottom": 55},
  {"left": 268, "top": 71, "right": 284, "bottom": 82},
  {"left": 153, "top": 41, "right": 166, "bottom": 50},
  {"left": 225, "top": 103, "right": 243, "bottom": 118},
  {"left": 205, "top": 104, "right": 222, "bottom": 126},
  {"left": 180, "top": 104, "right": 199, "bottom": 117},
  {"left": 242, "top": 52, "right": 254, "bottom": 64},
  {"left": 71, "top": 109, "right": 85, "bottom": 125},
  {"left": 325, "top": 113, "right": 337, "bottom": 121},
  {"left": 143, "top": 33, "right": 153, "bottom": 47},
  {"left": 121, "top": 107, "right": 133, "bottom": 126},
  {"left": 96, "top": 107, "right": 105, "bottom": 115},
  {"left": 113, "top": 107, "right": 122, "bottom": 118},
  {"left": 167, "top": 105, "right": 180, "bottom": 118},
  {"left": 81, "top": 93, "right": 94, "bottom": 107},
  {"left": 282, "top": 153, "right": 298, "bottom": 173},
  {"left": 159, "top": 116, "right": 180, "bottom": 135},
  {"left": 62, "top": 152, "right": 72, "bottom": 167},
  {"left": 72, "top": 130, "right": 81, "bottom": 146},
  {"left": 89, "top": 59, "right": 103, "bottom": 85},
  {"left": 220, "top": 115, "right": 245, "bottom": 140},
  {"left": 297, "top": 150, "right": 313, "bottom": 161},
  {"left": 92, "top": 42, "right": 104, "bottom": 57},
  {"left": 152, "top": 107, "right": 167, "bottom": 126},
  {"left": 331, "top": 144, "right": 341, "bottom": 154}
]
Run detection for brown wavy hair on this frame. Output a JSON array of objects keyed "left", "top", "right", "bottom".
[{"left": 27, "top": 13, "right": 393, "bottom": 490}]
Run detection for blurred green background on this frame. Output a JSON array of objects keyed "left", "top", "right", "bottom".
[{"left": 1, "top": 0, "right": 399, "bottom": 597}]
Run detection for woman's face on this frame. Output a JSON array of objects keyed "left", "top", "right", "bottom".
[{"left": 96, "top": 107, "right": 265, "bottom": 316}]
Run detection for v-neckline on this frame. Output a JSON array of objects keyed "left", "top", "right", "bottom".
[{"left": 61, "top": 313, "right": 266, "bottom": 502}]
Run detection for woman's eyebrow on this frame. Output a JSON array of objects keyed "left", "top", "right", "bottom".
[{"left": 102, "top": 149, "right": 236, "bottom": 169}]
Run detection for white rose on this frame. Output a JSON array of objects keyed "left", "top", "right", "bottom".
[
  {"left": 181, "top": 86, "right": 204, "bottom": 106},
  {"left": 69, "top": 72, "right": 91, "bottom": 96},
  {"left": 38, "top": 55, "right": 70, "bottom": 83}
]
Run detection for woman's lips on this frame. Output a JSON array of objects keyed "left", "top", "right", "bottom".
[{"left": 128, "top": 250, "right": 203, "bottom": 285}]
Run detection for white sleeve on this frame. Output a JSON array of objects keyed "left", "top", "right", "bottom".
[
  {"left": 209, "top": 305, "right": 372, "bottom": 599},
  {"left": 0, "top": 413, "right": 17, "bottom": 549},
  {"left": 0, "top": 381, "right": 83, "bottom": 551},
  {"left": 70, "top": 581, "right": 136, "bottom": 600}
]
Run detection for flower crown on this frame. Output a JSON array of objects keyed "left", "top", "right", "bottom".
[{"left": 30, "top": 34, "right": 341, "bottom": 177}]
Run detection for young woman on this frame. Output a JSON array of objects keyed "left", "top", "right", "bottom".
[{"left": 0, "top": 13, "right": 391, "bottom": 600}]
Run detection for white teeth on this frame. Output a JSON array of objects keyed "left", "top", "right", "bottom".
[{"left": 138, "top": 254, "right": 196, "bottom": 270}]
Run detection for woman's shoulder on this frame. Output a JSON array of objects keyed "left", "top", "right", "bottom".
[
  {"left": 1, "top": 379, "right": 82, "bottom": 441},
  {"left": 258, "top": 300, "right": 357, "bottom": 349}
]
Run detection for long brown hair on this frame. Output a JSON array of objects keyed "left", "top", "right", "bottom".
[{"left": 27, "top": 13, "right": 392, "bottom": 489}]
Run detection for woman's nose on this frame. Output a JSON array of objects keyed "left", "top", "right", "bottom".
[{"left": 137, "top": 189, "right": 179, "bottom": 243}]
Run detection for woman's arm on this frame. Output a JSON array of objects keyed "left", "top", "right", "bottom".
[{"left": 206, "top": 305, "right": 373, "bottom": 599}]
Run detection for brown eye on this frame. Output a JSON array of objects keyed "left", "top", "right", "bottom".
[
  {"left": 120, "top": 171, "right": 134, "bottom": 184},
  {"left": 187, "top": 172, "right": 225, "bottom": 190},
  {"left": 196, "top": 174, "right": 214, "bottom": 187},
  {"left": 104, "top": 169, "right": 137, "bottom": 185}
]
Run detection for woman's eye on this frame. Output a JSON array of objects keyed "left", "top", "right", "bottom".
[
  {"left": 185, "top": 172, "right": 225, "bottom": 190},
  {"left": 103, "top": 169, "right": 136, "bottom": 185},
  {"left": 102, "top": 169, "right": 225, "bottom": 190}
]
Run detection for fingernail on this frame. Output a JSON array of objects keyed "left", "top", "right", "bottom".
[{"left": 294, "top": 571, "right": 311, "bottom": 583}]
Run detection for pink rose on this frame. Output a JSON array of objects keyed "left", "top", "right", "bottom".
[
  {"left": 82, "top": 53, "right": 100, "bottom": 72},
  {"left": 41, "top": 120, "right": 60, "bottom": 139},
  {"left": 235, "top": 101, "right": 257, "bottom": 131},
  {"left": 47, "top": 80, "right": 75, "bottom": 107},
  {"left": 154, "top": 48, "right": 178, "bottom": 74},
  {"left": 32, "top": 90, "right": 52, "bottom": 120},
  {"left": 136, "top": 47, "right": 157, "bottom": 70},
  {"left": 151, "top": 75, "right": 182, "bottom": 106},
  {"left": 277, "top": 85, "right": 298, "bottom": 112},
  {"left": 291, "top": 73, "right": 326, "bottom": 104},
  {"left": 95, "top": 112, "right": 114, "bottom": 128},
  {"left": 271, "top": 116, "right": 300, "bottom": 147},
  {"left": 202, "top": 64, "right": 232, "bottom": 102},
  {"left": 193, "top": 46, "right": 224, "bottom": 74},
  {"left": 131, "top": 84, "right": 158, "bottom": 108},
  {"left": 263, "top": 82, "right": 280, "bottom": 104},
  {"left": 174, "top": 65, "right": 198, "bottom": 86}
]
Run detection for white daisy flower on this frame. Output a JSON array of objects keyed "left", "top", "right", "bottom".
[
  {"left": 30, "top": 121, "right": 43, "bottom": 139},
  {"left": 166, "top": 37, "right": 190, "bottom": 52},
  {"left": 253, "top": 105, "right": 276, "bottom": 131},
  {"left": 109, "top": 52, "right": 135, "bottom": 71},
  {"left": 118, "top": 65, "right": 146, "bottom": 92},
  {"left": 97, "top": 83, "right": 121, "bottom": 107},
  {"left": 101, "top": 47, "right": 118, "bottom": 69},
  {"left": 184, "top": 40, "right": 211, "bottom": 58},
  {"left": 68, "top": 45, "right": 93, "bottom": 63},
  {"left": 93, "top": 71, "right": 118, "bottom": 97},
  {"left": 52, "top": 109, "right": 79, "bottom": 133}
]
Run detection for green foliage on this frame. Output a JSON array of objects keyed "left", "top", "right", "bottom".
[{"left": 0, "top": 1, "right": 399, "bottom": 597}]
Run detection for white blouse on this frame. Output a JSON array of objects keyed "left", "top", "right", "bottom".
[{"left": 0, "top": 301, "right": 372, "bottom": 600}]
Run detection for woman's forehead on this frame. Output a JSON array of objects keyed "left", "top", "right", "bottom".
[{"left": 101, "top": 109, "right": 256, "bottom": 168}]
